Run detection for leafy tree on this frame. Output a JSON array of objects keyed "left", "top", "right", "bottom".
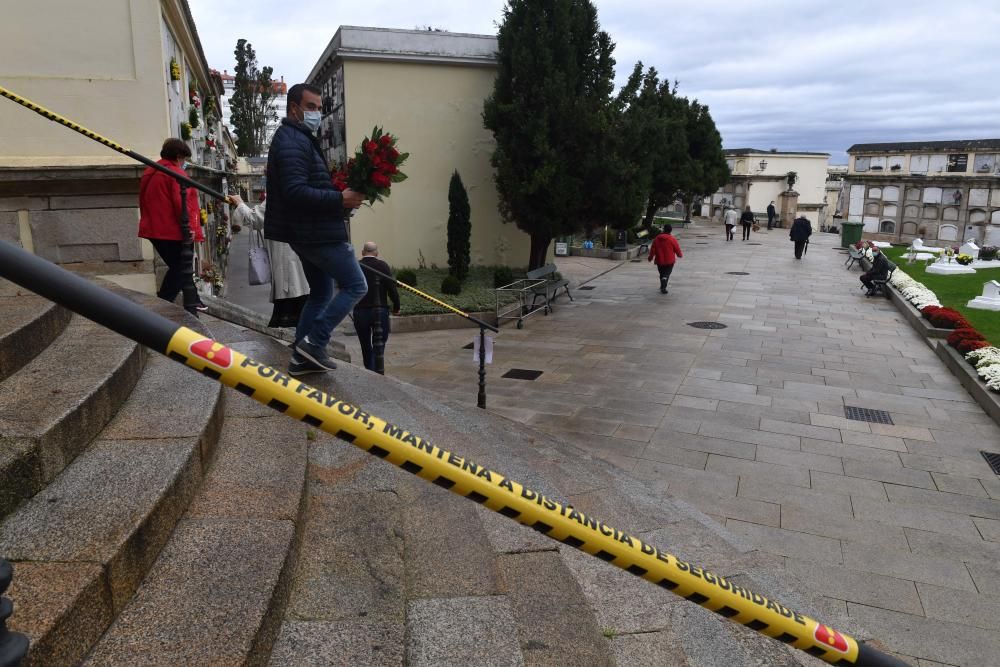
[
  {"left": 484, "top": 0, "right": 617, "bottom": 270},
  {"left": 447, "top": 170, "right": 472, "bottom": 281},
  {"left": 673, "top": 99, "right": 728, "bottom": 220},
  {"left": 230, "top": 39, "right": 277, "bottom": 157}
]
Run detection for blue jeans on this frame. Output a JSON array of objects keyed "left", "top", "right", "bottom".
[{"left": 290, "top": 242, "right": 368, "bottom": 349}]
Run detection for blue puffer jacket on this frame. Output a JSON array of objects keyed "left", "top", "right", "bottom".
[{"left": 264, "top": 118, "right": 346, "bottom": 244}]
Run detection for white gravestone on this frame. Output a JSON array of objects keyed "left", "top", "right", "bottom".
[
  {"left": 927, "top": 252, "right": 977, "bottom": 275},
  {"left": 959, "top": 239, "right": 980, "bottom": 257},
  {"left": 911, "top": 238, "right": 943, "bottom": 253},
  {"left": 968, "top": 280, "right": 1000, "bottom": 311}
]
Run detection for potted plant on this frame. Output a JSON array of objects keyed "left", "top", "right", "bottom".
[
  {"left": 180, "top": 122, "right": 192, "bottom": 140},
  {"left": 169, "top": 57, "right": 181, "bottom": 92},
  {"left": 979, "top": 245, "right": 998, "bottom": 261}
]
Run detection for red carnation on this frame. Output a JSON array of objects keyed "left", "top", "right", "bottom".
[
  {"left": 371, "top": 172, "right": 391, "bottom": 188},
  {"left": 364, "top": 140, "right": 376, "bottom": 155},
  {"left": 389, "top": 147, "right": 400, "bottom": 160},
  {"left": 380, "top": 134, "right": 392, "bottom": 146}
]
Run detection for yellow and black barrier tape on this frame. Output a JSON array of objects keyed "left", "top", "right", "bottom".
[
  {"left": 397, "top": 280, "right": 474, "bottom": 319},
  {"left": 164, "top": 325, "right": 904, "bottom": 666},
  {"left": 0, "top": 85, "right": 128, "bottom": 153}
]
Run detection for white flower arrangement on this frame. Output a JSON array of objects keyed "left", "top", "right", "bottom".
[
  {"left": 967, "top": 346, "right": 1000, "bottom": 369},
  {"left": 981, "top": 364, "right": 1000, "bottom": 392},
  {"left": 889, "top": 267, "right": 941, "bottom": 308}
]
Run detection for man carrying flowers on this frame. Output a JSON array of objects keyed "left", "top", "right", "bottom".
[{"left": 264, "top": 83, "right": 366, "bottom": 377}]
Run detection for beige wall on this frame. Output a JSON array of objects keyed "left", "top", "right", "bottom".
[
  {"left": 0, "top": 0, "right": 173, "bottom": 167},
  {"left": 342, "top": 60, "right": 531, "bottom": 270}
]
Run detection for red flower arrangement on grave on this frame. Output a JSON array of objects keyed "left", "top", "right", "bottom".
[
  {"left": 331, "top": 126, "right": 409, "bottom": 206},
  {"left": 920, "top": 305, "right": 970, "bottom": 330}
]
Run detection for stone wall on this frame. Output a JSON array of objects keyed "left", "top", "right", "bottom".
[{"left": 0, "top": 166, "right": 150, "bottom": 267}]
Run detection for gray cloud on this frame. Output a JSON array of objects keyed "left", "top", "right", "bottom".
[{"left": 188, "top": 0, "right": 1000, "bottom": 163}]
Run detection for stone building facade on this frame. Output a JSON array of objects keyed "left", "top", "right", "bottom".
[
  {"left": 845, "top": 139, "right": 1000, "bottom": 246},
  {"left": 710, "top": 149, "right": 830, "bottom": 229},
  {"left": 0, "top": 0, "right": 234, "bottom": 286},
  {"left": 306, "top": 26, "right": 532, "bottom": 269}
]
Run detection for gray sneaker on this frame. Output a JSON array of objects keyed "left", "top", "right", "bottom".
[
  {"left": 293, "top": 338, "right": 338, "bottom": 371},
  {"left": 289, "top": 353, "right": 328, "bottom": 377}
]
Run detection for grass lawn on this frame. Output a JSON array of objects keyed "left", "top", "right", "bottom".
[
  {"left": 394, "top": 266, "right": 520, "bottom": 316},
  {"left": 885, "top": 247, "right": 1000, "bottom": 344}
]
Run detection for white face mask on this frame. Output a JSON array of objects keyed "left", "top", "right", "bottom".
[
  {"left": 302, "top": 110, "right": 321, "bottom": 132},
  {"left": 181, "top": 161, "right": 188, "bottom": 170}
]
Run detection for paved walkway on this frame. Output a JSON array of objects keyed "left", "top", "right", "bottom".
[{"left": 351, "top": 222, "right": 1000, "bottom": 666}]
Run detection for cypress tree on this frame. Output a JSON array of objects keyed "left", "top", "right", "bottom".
[{"left": 447, "top": 170, "right": 472, "bottom": 281}]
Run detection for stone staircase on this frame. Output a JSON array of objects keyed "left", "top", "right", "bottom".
[{"left": 0, "top": 278, "right": 897, "bottom": 666}]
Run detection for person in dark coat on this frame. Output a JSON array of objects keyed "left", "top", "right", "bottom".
[
  {"left": 740, "top": 205, "right": 755, "bottom": 241},
  {"left": 767, "top": 201, "right": 777, "bottom": 229},
  {"left": 138, "top": 138, "right": 207, "bottom": 315},
  {"left": 354, "top": 241, "right": 401, "bottom": 371},
  {"left": 264, "top": 83, "right": 366, "bottom": 377},
  {"left": 860, "top": 246, "right": 894, "bottom": 295},
  {"left": 647, "top": 224, "right": 683, "bottom": 293},
  {"left": 789, "top": 213, "right": 812, "bottom": 259}
]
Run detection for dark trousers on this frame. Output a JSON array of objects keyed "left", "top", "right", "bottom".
[
  {"left": 860, "top": 271, "right": 886, "bottom": 290},
  {"left": 767, "top": 215, "right": 775, "bottom": 229},
  {"left": 793, "top": 240, "right": 807, "bottom": 259},
  {"left": 742, "top": 223, "right": 752, "bottom": 240},
  {"left": 353, "top": 306, "right": 390, "bottom": 371},
  {"left": 725, "top": 224, "right": 734, "bottom": 241},
  {"left": 150, "top": 239, "right": 201, "bottom": 310},
  {"left": 656, "top": 263, "right": 675, "bottom": 291}
]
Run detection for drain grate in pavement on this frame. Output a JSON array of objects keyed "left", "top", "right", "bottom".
[
  {"left": 579, "top": 285, "right": 596, "bottom": 290},
  {"left": 726, "top": 271, "right": 750, "bottom": 275},
  {"left": 463, "top": 342, "right": 474, "bottom": 349},
  {"left": 844, "top": 406, "right": 894, "bottom": 425},
  {"left": 502, "top": 368, "right": 543, "bottom": 381},
  {"left": 982, "top": 451, "right": 1000, "bottom": 475},
  {"left": 631, "top": 259, "right": 642, "bottom": 263},
  {"left": 687, "top": 321, "right": 728, "bottom": 330},
  {"left": 747, "top": 242, "right": 762, "bottom": 245}
]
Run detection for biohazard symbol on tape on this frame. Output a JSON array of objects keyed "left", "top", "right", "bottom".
[
  {"left": 814, "top": 624, "right": 849, "bottom": 653},
  {"left": 188, "top": 339, "right": 232, "bottom": 369}
]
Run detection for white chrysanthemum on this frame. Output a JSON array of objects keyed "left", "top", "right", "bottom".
[
  {"left": 981, "top": 364, "right": 1000, "bottom": 392},
  {"left": 969, "top": 347, "right": 1000, "bottom": 369}
]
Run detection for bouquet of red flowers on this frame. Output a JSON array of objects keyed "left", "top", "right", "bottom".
[{"left": 332, "top": 126, "right": 408, "bottom": 205}]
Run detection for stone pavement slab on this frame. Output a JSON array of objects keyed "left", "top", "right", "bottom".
[{"left": 314, "top": 221, "right": 1000, "bottom": 665}]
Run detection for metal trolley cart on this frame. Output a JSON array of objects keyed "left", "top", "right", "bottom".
[{"left": 496, "top": 278, "right": 549, "bottom": 329}]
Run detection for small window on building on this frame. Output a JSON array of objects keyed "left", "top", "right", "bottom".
[
  {"left": 943, "top": 188, "right": 963, "bottom": 205},
  {"left": 947, "top": 154, "right": 969, "bottom": 172},
  {"left": 726, "top": 159, "right": 736, "bottom": 171},
  {"left": 910, "top": 155, "right": 929, "bottom": 173},
  {"left": 869, "top": 156, "right": 886, "bottom": 171},
  {"left": 880, "top": 220, "right": 895, "bottom": 234},
  {"left": 888, "top": 155, "right": 905, "bottom": 171},
  {"left": 855, "top": 156, "right": 870, "bottom": 172},
  {"left": 974, "top": 154, "right": 996, "bottom": 174}
]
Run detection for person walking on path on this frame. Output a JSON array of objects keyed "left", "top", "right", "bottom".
[
  {"left": 354, "top": 241, "right": 401, "bottom": 372},
  {"left": 230, "top": 194, "right": 309, "bottom": 328},
  {"left": 647, "top": 224, "right": 683, "bottom": 294},
  {"left": 740, "top": 205, "right": 755, "bottom": 241},
  {"left": 264, "top": 83, "right": 366, "bottom": 377},
  {"left": 789, "top": 212, "right": 812, "bottom": 259},
  {"left": 767, "top": 201, "right": 777, "bottom": 230},
  {"left": 138, "top": 138, "right": 208, "bottom": 316},
  {"left": 723, "top": 206, "right": 738, "bottom": 241}
]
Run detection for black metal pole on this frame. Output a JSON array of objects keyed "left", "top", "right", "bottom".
[
  {"left": 477, "top": 326, "right": 487, "bottom": 409},
  {"left": 0, "top": 559, "right": 30, "bottom": 667},
  {"left": 371, "top": 272, "right": 385, "bottom": 375},
  {"left": 176, "top": 181, "right": 199, "bottom": 316}
]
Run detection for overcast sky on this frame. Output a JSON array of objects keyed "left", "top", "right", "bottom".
[{"left": 188, "top": 0, "right": 1000, "bottom": 163}]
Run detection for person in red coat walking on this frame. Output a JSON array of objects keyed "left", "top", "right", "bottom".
[
  {"left": 138, "top": 138, "right": 207, "bottom": 314},
  {"left": 647, "top": 224, "right": 683, "bottom": 294}
]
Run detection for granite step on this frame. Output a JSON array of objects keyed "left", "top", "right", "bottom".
[
  {"left": 0, "top": 315, "right": 144, "bottom": 518},
  {"left": 84, "top": 329, "right": 309, "bottom": 666},
  {"left": 0, "top": 279, "right": 71, "bottom": 382},
  {"left": 1, "top": 301, "right": 223, "bottom": 667}
]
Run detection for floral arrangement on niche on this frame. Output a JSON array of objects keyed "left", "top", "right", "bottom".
[
  {"left": 169, "top": 58, "right": 181, "bottom": 81},
  {"left": 180, "top": 122, "right": 192, "bottom": 140},
  {"left": 188, "top": 105, "right": 200, "bottom": 130},
  {"left": 966, "top": 347, "right": 1000, "bottom": 393},
  {"left": 955, "top": 253, "right": 974, "bottom": 266},
  {"left": 979, "top": 246, "right": 998, "bottom": 261}
]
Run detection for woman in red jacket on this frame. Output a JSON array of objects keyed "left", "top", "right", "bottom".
[
  {"left": 138, "top": 138, "right": 207, "bottom": 314},
  {"left": 647, "top": 224, "right": 683, "bottom": 294}
]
